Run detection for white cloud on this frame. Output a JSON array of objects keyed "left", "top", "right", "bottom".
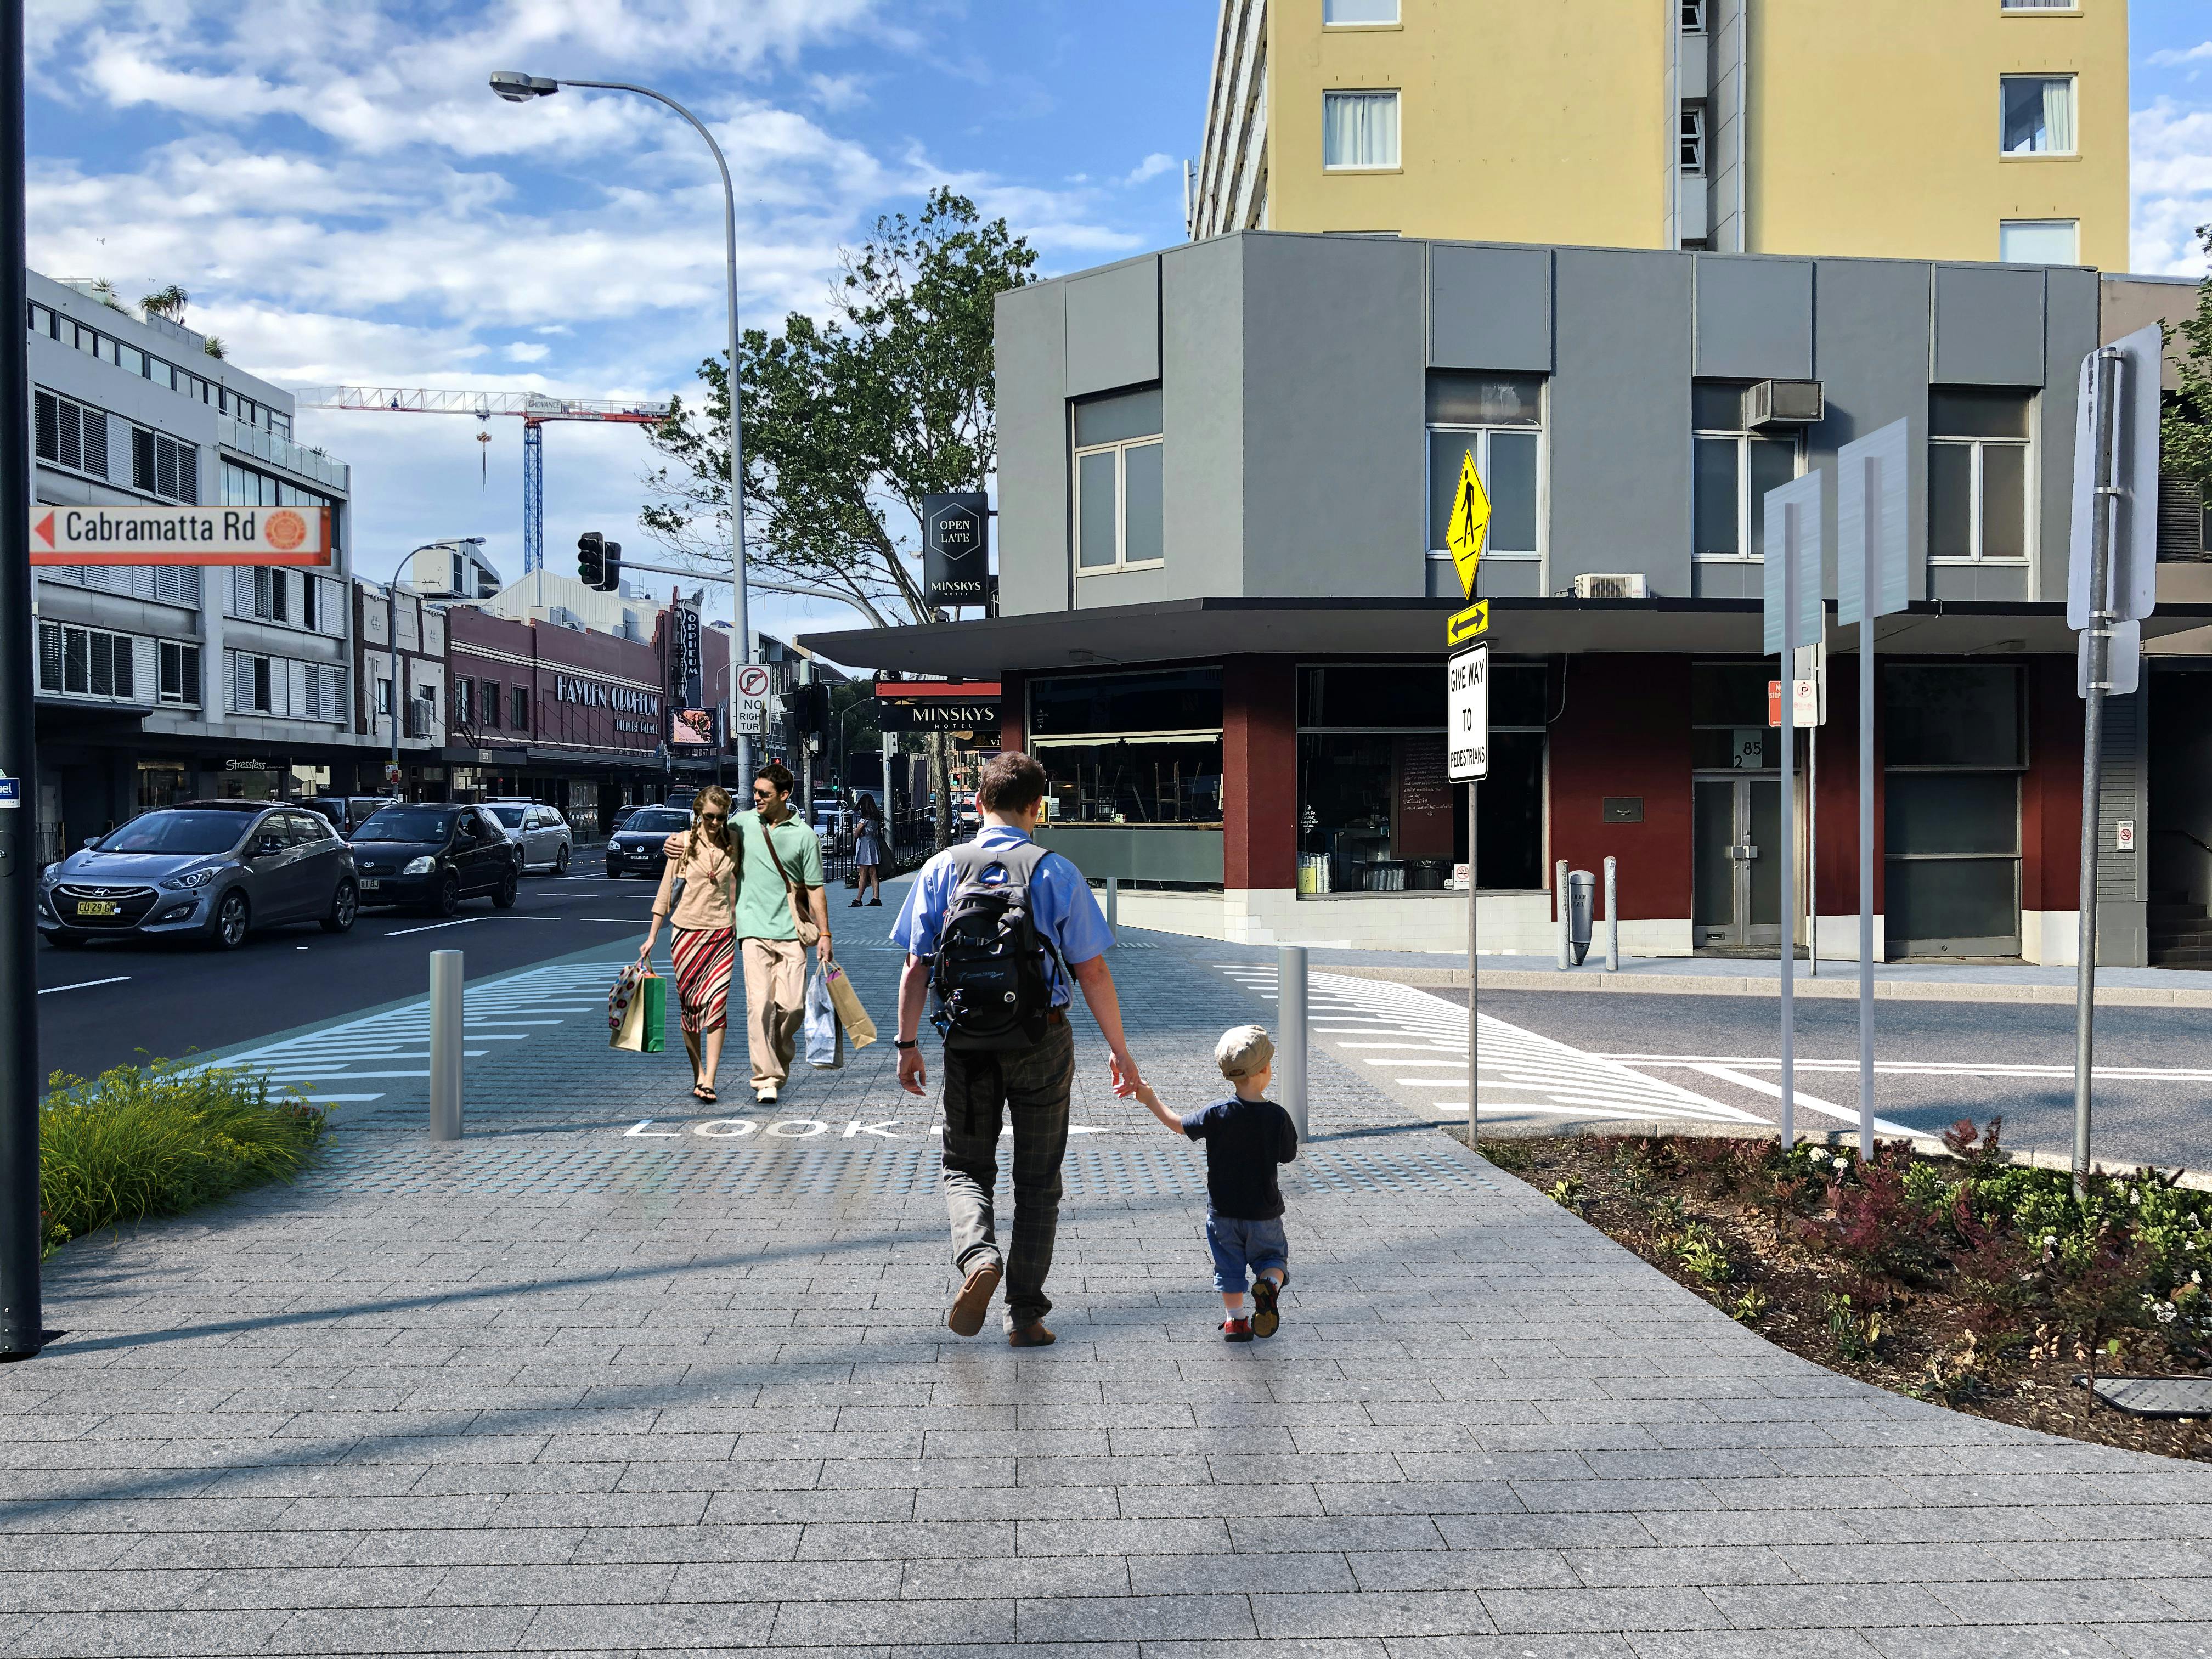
[
  {"left": 2148, "top": 42, "right": 2212, "bottom": 69},
  {"left": 504, "top": 341, "right": 550, "bottom": 362},
  {"left": 1124, "top": 151, "right": 1176, "bottom": 186},
  {"left": 2132, "top": 100, "right": 2212, "bottom": 276}
]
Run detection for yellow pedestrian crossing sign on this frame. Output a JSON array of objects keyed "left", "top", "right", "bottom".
[
  {"left": 1446, "top": 450, "right": 1489, "bottom": 597},
  {"left": 1445, "top": 600, "right": 1489, "bottom": 647}
]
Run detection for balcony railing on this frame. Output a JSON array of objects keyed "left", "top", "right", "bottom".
[{"left": 221, "top": 418, "right": 351, "bottom": 493}]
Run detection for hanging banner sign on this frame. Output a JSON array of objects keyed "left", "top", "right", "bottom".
[{"left": 30, "top": 505, "right": 331, "bottom": 566}]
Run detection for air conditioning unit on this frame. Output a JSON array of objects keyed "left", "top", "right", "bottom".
[
  {"left": 1572, "top": 573, "right": 1649, "bottom": 601},
  {"left": 1746, "top": 379, "right": 1824, "bottom": 427}
]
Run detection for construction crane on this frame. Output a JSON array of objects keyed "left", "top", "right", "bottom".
[{"left": 291, "top": 386, "right": 673, "bottom": 574}]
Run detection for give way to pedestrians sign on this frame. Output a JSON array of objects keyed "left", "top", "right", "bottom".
[{"left": 1448, "top": 645, "right": 1488, "bottom": 782}]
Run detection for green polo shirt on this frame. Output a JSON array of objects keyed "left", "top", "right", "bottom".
[{"left": 735, "top": 808, "right": 826, "bottom": 941}]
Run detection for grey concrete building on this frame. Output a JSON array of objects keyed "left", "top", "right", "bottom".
[
  {"left": 806, "top": 232, "right": 2212, "bottom": 964},
  {"left": 27, "top": 271, "right": 359, "bottom": 858}
]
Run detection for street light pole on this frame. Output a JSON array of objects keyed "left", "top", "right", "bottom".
[{"left": 490, "top": 71, "right": 752, "bottom": 786}]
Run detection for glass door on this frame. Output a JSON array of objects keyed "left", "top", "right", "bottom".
[{"left": 1693, "top": 777, "right": 1783, "bottom": 950}]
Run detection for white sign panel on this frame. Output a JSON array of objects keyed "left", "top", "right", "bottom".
[
  {"left": 1447, "top": 645, "right": 1488, "bottom": 782},
  {"left": 30, "top": 505, "right": 330, "bottom": 566},
  {"left": 735, "top": 664, "right": 772, "bottom": 700},
  {"left": 2068, "top": 324, "right": 2162, "bottom": 631},
  {"left": 1762, "top": 471, "right": 1825, "bottom": 655},
  {"left": 1838, "top": 419, "right": 1912, "bottom": 626},
  {"left": 2116, "top": 820, "right": 2136, "bottom": 853},
  {"left": 2079, "top": 618, "right": 2141, "bottom": 698},
  {"left": 733, "top": 697, "right": 766, "bottom": 738},
  {"left": 1792, "top": 678, "right": 1821, "bottom": 727}
]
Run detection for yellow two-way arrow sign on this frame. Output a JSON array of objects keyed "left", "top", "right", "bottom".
[
  {"left": 1445, "top": 449, "right": 1490, "bottom": 598},
  {"left": 1446, "top": 600, "right": 1489, "bottom": 647}
]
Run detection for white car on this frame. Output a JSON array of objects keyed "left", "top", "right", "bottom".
[{"left": 485, "top": 802, "right": 573, "bottom": 874}]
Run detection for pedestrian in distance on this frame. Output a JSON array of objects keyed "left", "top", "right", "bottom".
[
  {"left": 635, "top": 783, "right": 740, "bottom": 1104},
  {"left": 1132, "top": 1025, "right": 1297, "bottom": 1342},
  {"left": 851, "top": 794, "right": 885, "bottom": 907},
  {"left": 893, "top": 751, "right": 1142, "bottom": 1347}
]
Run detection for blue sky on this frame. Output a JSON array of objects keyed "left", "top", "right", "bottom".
[{"left": 21, "top": 0, "right": 2212, "bottom": 654}]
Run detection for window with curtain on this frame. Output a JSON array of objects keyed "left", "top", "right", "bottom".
[
  {"left": 2000, "top": 76, "right": 2075, "bottom": 154},
  {"left": 1323, "top": 91, "right": 1400, "bottom": 169},
  {"left": 1323, "top": 0, "right": 1397, "bottom": 19},
  {"left": 1929, "top": 388, "right": 2032, "bottom": 562},
  {"left": 1426, "top": 373, "right": 1542, "bottom": 566},
  {"left": 1692, "top": 382, "right": 1799, "bottom": 561},
  {"left": 1072, "top": 386, "right": 1164, "bottom": 576},
  {"left": 1999, "top": 219, "right": 2079, "bottom": 264}
]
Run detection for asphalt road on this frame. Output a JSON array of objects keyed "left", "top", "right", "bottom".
[
  {"left": 33, "top": 846, "right": 667, "bottom": 1081},
  {"left": 1445, "top": 985, "right": 2212, "bottom": 1173}
]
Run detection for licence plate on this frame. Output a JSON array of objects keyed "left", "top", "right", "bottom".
[
  {"left": 359, "top": 879, "right": 381, "bottom": 891},
  {"left": 74, "top": 900, "right": 120, "bottom": 916}
]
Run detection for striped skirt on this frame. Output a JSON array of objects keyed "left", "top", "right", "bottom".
[{"left": 670, "top": 926, "right": 736, "bottom": 1036}]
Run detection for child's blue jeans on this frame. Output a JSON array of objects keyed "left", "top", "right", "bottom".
[{"left": 1205, "top": 1213, "right": 1289, "bottom": 1294}]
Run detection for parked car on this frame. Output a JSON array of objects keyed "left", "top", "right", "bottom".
[
  {"left": 809, "top": 797, "right": 850, "bottom": 850},
  {"left": 39, "top": 800, "right": 357, "bottom": 951},
  {"left": 484, "top": 801, "right": 573, "bottom": 874},
  {"left": 954, "top": 791, "right": 980, "bottom": 834},
  {"left": 303, "top": 795, "right": 395, "bottom": 836},
  {"left": 349, "top": 804, "right": 522, "bottom": 915},
  {"left": 603, "top": 806, "right": 693, "bottom": 880},
  {"left": 608, "top": 803, "right": 642, "bottom": 836}
]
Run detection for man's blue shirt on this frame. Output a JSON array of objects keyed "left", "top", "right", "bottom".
[{"left": 891, "top": 825, "right": 1114, "bottom": 1007}]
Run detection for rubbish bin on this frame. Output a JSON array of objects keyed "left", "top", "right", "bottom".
[
  {"left": 1567, "top": 869, "right": 1596, "bottom": 966},
  {"left": 1407, "top": 859, "right": 1448, "bottom": 891}
]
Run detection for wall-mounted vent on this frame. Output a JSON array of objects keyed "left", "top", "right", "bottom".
[
  {"left": 1746, "top": 379, "right": 1824, "bottom": 427},
  {"left": 1572, "top": 573, "right": 1649, "bottom": 600},
  {"left": 2157, "top": 472, "right": 2206, "bottom": 563}
]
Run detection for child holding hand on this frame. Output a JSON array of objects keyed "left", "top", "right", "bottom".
[{"left": 1132, "top": 1024, "right": 1299, "bottom": 1341}]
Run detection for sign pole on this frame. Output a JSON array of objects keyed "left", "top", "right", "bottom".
[
  {"left": 1778, "top": 500, "right": 1797, "bottom": 1150},
  {"left": 1858, "top": 461, "right": 1877, "bottom": 1160},
  {"left": 1808, "top": 680, "right": 1818, "bottom": 979},
  {"left": 0, "top": 0, "right": 44, "bottom": 1360},
  {"left": 2072, "top": 346, "right": 2121, "bottom": 1201},
  {"left": 1468, "top": 781, "right": 1479, "bottom": 1147}
]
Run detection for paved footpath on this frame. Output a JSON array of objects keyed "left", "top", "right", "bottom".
[{"left": 9, "top": 923, "right": 2212, "bottom": 1658}]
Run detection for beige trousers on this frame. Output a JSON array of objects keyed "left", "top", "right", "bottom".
[{"left": 741, "top": 936, "right": 808, "bottom": 1092}]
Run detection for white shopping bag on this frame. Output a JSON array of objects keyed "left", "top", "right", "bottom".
[{"left": 804, "top": 963, "right": 844, "bottom": 1070}]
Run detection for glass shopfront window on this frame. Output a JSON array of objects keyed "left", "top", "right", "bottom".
[
  {"left": 1029, "top": 669, "right": 1223, "bottom": 825},
  {"left": 1296, "top": 662, "right": 1546, "bottom": 893}
]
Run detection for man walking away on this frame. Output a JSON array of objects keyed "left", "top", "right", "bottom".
[
  {"left": 893, "top": 752, "right": 1141, "bottom": 1347},
  {"left": 735, "top": 762, "right": 832, "bottom": 1106}
]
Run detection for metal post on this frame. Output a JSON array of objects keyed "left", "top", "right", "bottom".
[
  {"left": 1105, "top": 876, "right": 1119, "bottom": 936},
  {"left": 799, "top": 658, "right": 814, "bottom": 815},
  {"left": 0, "top": 0, "right": 44, "bottom": 1361},
  {"left": 1468, "top": 782, "right": 1480, "bottom": 1146},
  {"left": 1808, "top": 689, "right": 1819, "bottom": 978},
  {"left": 882, "top": 731, "right": 895, "bottom": 862},
  {"left": 1778, "top": 501, "right": 1798, "bottom": 1150},
  {"left": 1604, "top": 855, "right": 1619, "bottom": 972},
  {"left": 387, "top": 583, "right": 402, "bottom": 795},
  {"left": 1858, "top": 459, "right": 1877, "bottom": 1161},
  {"left": 428, "top": 950, "right": 464, "bottom": 1142},
  {"left": 1277, "top": 944, "right": 1309, "bottom": 1141},
  {"left": 1555, "top": 858, "right": 1571, "bottom": 970},
  {"left": 2074, "top": 347, "right": 2122, "bottom": 1201}
]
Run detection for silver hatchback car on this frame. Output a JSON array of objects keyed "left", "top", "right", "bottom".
[{"left": 38, "top": 800, "right": 359, "bottom": 951}]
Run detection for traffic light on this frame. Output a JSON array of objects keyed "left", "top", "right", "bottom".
[
  {"left": 600, "top": 540, "right": 622, "bottom": 592},
  {"left": 577, "top": 531, "right": 605, "bottom": 588}
]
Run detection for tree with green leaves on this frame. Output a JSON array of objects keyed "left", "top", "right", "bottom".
[
  {"left": 642, "top": 187, "right": 1036, "bottom": 845},
  {"left": 2163, "top": 223, "right": 2212, "bottom": 496}
]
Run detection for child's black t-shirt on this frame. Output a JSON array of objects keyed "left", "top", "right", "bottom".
[{"left": 1180, "top": 1096, "right": 1300, "bottom": 1220}]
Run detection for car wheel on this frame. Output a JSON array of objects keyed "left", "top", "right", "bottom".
[
  {"left": 492, "top": 868, "right": 519, "bottom": 910},
  {"left": 321, "top": 879, "right": 358, "bottom": 935},
  {"left": 554, "top": 844, "right": 569, "bottom": 876},
  {"left": 212, "top": 890, "right": 250, "bottom": 951},
  {"left": 428, "top": 871, "right": 460, "bottom": 918}
]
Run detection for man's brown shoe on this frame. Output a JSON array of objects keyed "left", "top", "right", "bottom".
[
  {"left": 1007, "top": 1322, "right": 1056, "bottom": 1348},
  {"left": 946, "top": 1261, "right": 1001, "bottom": 1336}
]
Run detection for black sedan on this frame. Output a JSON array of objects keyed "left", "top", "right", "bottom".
[
  {"left": 349, "top": 804, "right": 522, "bottom": 915},
  {"left": 603, "top": 806, "right": 693, "bottom": 881}
]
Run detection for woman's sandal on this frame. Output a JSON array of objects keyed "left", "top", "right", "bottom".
[{"left": 692, "top": 1084, "right": 718, "bottom": 1104}]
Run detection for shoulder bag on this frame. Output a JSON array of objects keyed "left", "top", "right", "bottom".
[{"left": 759, "top": 815, "right": 823, "bottom": 947}]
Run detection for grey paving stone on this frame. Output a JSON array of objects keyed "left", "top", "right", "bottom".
[{"left": 1018, "top": 1593, "right": 1261, "bottom": 1643}]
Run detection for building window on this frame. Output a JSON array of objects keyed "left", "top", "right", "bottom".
[
  {"left": 1323, "top": 91, "right": 1400, "bottom": 169},
  {"left": 512, "top": 687, "right": 529, "bottom": 731},
  {"left": 1427, "top": 373, "right": 1542, "bottom": 569},
  {"left": 2001, "top": 0, "right": 2074, "bottom": 10},
  {"left": 2000, "top": 75, "right": 2075, "bottom": 154},
  {"left": 376, "top": 677, "right": 393, "bottom": 716},
  {"left": 128, "top": 426, "right": 198, "bottom": 504},
  {"left": 38, "top": 622, "right": 139, "bottom": 700},
  {"left": 158, "top": 641, "right": 200, "bottom": 706},
  {"left": 1073, "top": 386, "right": 1165, "bottom": 576},
  {"left": 1885, "top": 664, "right": 2025, "bottom": 956},
  {"left": 222, "top": 460, "right": 339, "bottom": 550},
  {"left": 33, "top": 388, "right": 109, "bottom": 478},
  {"left": 1323, "top": 0, "right": 1398, "bottom": 21},
  {"left": 1681, "top": 0, "right": 1707, "bottom": 28},
  {"left": 1296, "top": 662, "right": 1547, "bottom": 894},
  {"left": 454, "top": 678, "right": 476, "bottom": 728},
  {"left": 481, "top": 679, "right": 501, "bottom": 731},
  {"left": 1999, "top": 218, "right": 2079, "bottom": 264},
  {"left": 1680, "top": 106, "right": 1707, "bottom": 174},
  {"left": 1930, "top": 388, "right": 2032, "bottom": 562},
  {"left": 1692, "top": 382, "right": 1799, "bottom": 561},
  {"left": 1028, "top": 669, "right": 1222, "bottom": 827}
]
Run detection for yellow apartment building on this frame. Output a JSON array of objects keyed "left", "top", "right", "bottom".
[{"left": 1192, "top": 0, "right": 2130, "bottom": 271}]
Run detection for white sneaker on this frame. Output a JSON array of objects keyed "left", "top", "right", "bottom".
[{"left": 756, "top": 1086, "right": 778, "bottom": 1106}]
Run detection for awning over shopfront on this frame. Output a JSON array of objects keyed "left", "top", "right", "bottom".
[{"left": 800, "top": 596, "right": 2212, "bottom": 676}]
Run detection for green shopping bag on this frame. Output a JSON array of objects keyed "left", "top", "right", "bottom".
[{"left": 610, "top": 966, "right": 667, "bottom": 1054}]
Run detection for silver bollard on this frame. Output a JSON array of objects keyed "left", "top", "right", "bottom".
[
  {"left": 1604, "top": 856, "right": 1620, "bottom": 973},
  {"left": 1105, "top": 876, "right": 1119, "bottom": 938},
  {"left": 428, "top": 949, "right": 463, "bottom": 1142},
  {"left": 1277, "top": 944, "right": 1309, "bottom": 1142},
  {"left": 1555, "top": 859, "right": 1571, "bottom": 970}
]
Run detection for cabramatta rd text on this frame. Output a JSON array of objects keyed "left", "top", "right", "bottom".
[{"left": 30, "top": 503, "right": 331, "bottom": 566}]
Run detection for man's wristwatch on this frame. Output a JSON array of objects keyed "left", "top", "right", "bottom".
[{"left": 894, "top": 1038, "right": 918, "bottom": 1051}]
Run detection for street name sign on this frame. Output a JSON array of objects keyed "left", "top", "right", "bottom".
[
  {"left": 1762, "top": 472, "right": 1824, "bottom": 654},
  {"left": 1447, "top": 645, "right": 1489, "bottom": 782},
  {"left": 30, "top": 505, "right": 330, "bottom": 566},
  {"left": 2068, "top": 323, "right": 2161, "bottom": 633},
  {"left": 1444, "top": 451, "right": 1490, "bottom": 598},
  {"left": 1444, "top": 599, "right": 1489, "bottom": 647}
]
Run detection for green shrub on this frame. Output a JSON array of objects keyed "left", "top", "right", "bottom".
[{"left": 40, "top": 1060, "right": 323, "bottom": 1251}]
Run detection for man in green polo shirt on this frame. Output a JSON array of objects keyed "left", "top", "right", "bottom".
[{"left": 735, "top": 761, "right": 832, "bottom": 1105}]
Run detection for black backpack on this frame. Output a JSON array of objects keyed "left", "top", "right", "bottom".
[{"left": 930, "top": 840, "right": 1064, "bottom": 1051}]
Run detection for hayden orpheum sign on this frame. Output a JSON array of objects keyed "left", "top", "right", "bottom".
[{"left": 31, "top": 505, "right": 331, "bottom": 566}]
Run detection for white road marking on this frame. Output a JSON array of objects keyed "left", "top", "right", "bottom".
[
  {"left": 1688, "top": 1063, "right": 1917, "bottom": 1137},
  {"left": 38, "top": 975, "right": 129, "bottom": 995},
  {"left": 1605, "top": 1053, "right": 2212, "bottom": 1084}
]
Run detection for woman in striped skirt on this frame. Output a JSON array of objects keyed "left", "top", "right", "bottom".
[{"left": 635, "top": 785, "right": 740, "bottom": 1103}]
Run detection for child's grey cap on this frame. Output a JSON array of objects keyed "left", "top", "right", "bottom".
[{"left": 1216, "top": 1024, "right": 1274, "bottom": 1080}]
